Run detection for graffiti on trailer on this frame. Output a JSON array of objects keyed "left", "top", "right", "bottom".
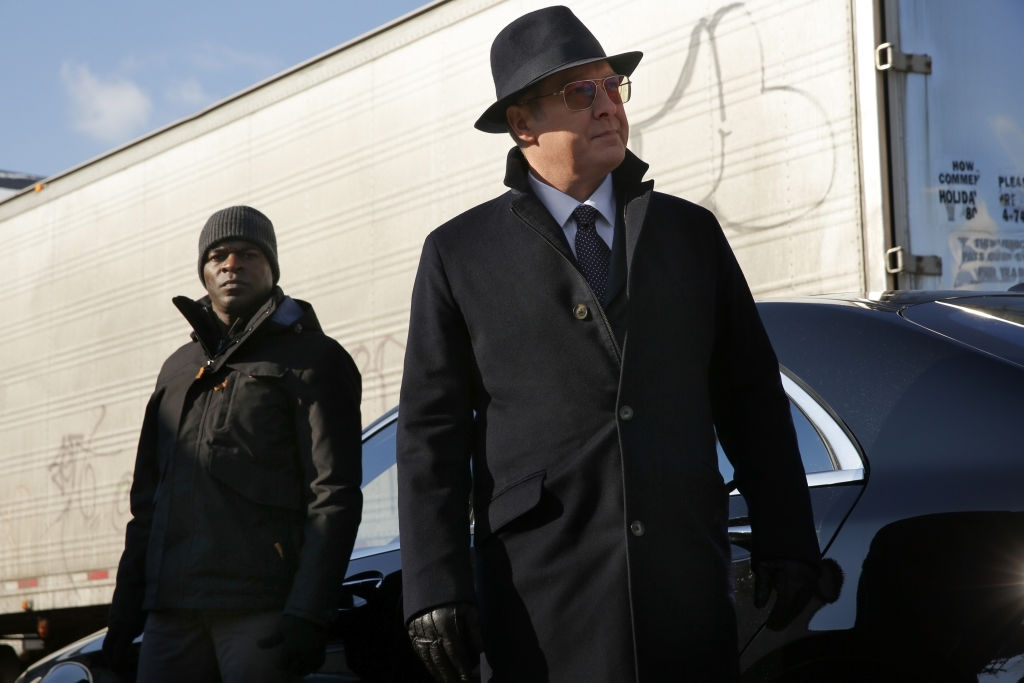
[
  {"left": 47, "top": 406, "right": 129, "bottom": 536},
  {"left": 629, "top": 2, "right": 837, "bottom": 231},
  {"left": 348, "top": 333, "right": 407, "bottom": 418}
]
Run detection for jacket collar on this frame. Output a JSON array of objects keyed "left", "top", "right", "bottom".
[
  {"left": 172, "top": 286, "right": 315, "bottom": 371},
  {"left": 502, "top": 146, "right": 650, "bottom": 193},
  {"left": 503, "top": 146, "right": 654, "bottom": 274}
]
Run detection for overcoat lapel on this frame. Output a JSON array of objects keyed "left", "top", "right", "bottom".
[
  {"left": 503, "top": 146, "right": 655, "bottom": 293},
  {"left": 503, "top": 148, "right": 577, "bottom": 265},
  {"left": 609, "top": 151, "right": 654, "bottom": 281},
  {"left": 508, "top": 191, "right": 576, "bottom": 264},
  {"left": 623, "top": 181, "right": 653, "bottom": 275}
]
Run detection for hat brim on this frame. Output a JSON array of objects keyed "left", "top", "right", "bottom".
[{"left": 474, "top": 50, "right": 643, "bottom": 133}]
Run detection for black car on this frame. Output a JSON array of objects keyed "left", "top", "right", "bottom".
[
  {"left": 18, "top": 291, "right": 1024, "bottom": 683},
  {"left": 737, "top": 291, "right": 1024, "bottom": 682}
]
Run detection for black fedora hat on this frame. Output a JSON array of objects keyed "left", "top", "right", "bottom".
[{"left": 475, "top": 5, "right": 643, "bottom": 133}]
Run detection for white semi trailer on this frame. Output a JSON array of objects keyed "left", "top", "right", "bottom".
[{"left": 0, "top": 0, "right": 1020, "bottom": 671}]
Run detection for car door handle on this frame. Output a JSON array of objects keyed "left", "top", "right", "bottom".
[
  {"left": 728, "top": 520, "right": 753, "bottom": 550},
  {"left": 339, "top": 570, "right": 384, "bottom": 607}
]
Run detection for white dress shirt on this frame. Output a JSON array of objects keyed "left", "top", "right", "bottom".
[{"left": 527, "top": 173, "right": 616, "bottom": 257}]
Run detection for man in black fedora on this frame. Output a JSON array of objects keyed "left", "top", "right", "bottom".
[{"left": 396, "top": 6, "right": 822, "bottom": 681}]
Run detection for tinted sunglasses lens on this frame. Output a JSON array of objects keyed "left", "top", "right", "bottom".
[
  {"left": 562, "top": 80, "right": 598, "bottom": 110},
  {"left": 607, "top": 76, "right": 630, "bottom": 104}
]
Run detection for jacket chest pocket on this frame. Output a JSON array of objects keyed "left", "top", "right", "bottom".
[{"left": 208, "top": 362, "right": 296, "bottom": 453}]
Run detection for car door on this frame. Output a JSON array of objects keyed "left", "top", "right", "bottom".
[
  {"left": 322, "top": 411, "right": 433, "bottom": 682},
  {"left": 719, "top": 369, "right": 866, "bottom": 651}
]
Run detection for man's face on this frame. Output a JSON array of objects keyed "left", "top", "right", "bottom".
[
  {"left": 202, "top": 239, "right": 274, "bottom": 325},
  {"left": 508, "top": 60, "right": 629, "bottom": 199}
]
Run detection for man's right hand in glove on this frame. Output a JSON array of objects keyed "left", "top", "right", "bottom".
[
  {"left": 102, "top": 620, "right": 141, "bottom": 677},
  {"left": 407, "top": 602, "right": 482, "bottom": 683}
]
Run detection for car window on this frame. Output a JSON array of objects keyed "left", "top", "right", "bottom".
[
  {"left": 792, "top": 402, "right": 835, "bottom": 473},
  {"left": 352, "top": 419, "right": 400, "bottom": 555},
  {"left": 718, "top": 371, "right": 864, "bottom": 490},
  {"left": 717, "top": 400, "right": 832, "bottom": 484}
]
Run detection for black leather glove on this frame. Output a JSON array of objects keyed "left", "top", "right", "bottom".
[
  {"left": 257, "top": 614, "right": 328, "bottom": 675},
  {"left": 407, "top": 602, "right": 482, "bottom": 683},
  {"left": 753, "top": 559, "right": 821, "bottom": 630},
  {"left": 101, "top": 620, "right": 141, "bottom": 677}
]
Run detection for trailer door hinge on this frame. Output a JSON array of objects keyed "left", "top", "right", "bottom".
[
  {"left": 875, "top": 43, "right": 932, "bottom": 74},
  {"left": 886, "top": 246, "right": 942, "bottom": 275}
]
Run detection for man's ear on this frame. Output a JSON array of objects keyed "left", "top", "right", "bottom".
[{"left": 506, "top": 104, "right": 537, "bottom": 146}]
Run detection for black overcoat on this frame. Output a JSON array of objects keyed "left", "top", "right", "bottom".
[{"left": 397, "top": 149, "right": 818, "bottom": 682}]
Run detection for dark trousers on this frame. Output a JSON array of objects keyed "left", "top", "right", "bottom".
[{"left": 137, "top": 609, "right": 301, "bottom": 683}]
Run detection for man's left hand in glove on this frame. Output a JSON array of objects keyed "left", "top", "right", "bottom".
[
  {"left": 257, "top": 614, "right": 328, "bottom": 674},
  {"left": 753, "top": 559, "right": 822, "bottom": 631}
]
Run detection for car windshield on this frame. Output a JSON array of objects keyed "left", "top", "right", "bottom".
[{"left": 900, "top": 296, "right": 1024, "bottom": 367}]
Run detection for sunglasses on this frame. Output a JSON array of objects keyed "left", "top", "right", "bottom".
[{"left": 525, "top": 74, "right": 632, "bottom": 111}]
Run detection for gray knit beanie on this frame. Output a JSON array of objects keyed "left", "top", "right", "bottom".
[{"left": 198, "top": 205, "right": 279, "bottom": 284}]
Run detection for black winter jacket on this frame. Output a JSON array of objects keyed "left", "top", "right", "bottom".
[{"left": 110, "top": 288, "right": 362, "bottom": 633}]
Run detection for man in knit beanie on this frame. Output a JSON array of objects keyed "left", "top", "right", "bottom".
[
  {"left": 193, "top": 205, "right": 282, "bottom": 331},
  {"left": 105, "top": 205, "right": 363, "bottom": 682},
  {"left": 197, "top": 205, "right": 280, "bottom": 284}
]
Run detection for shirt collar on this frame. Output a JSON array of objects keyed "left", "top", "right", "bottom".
[{"left": 527, "top": 173, "right": 615, "bottom": 227}]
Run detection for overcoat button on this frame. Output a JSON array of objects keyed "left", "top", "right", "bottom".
[
  {"left": 573, "top": 304, "right": 589, "bottom": 320},
  {"left": 618, "top": 405, "right": 634, "bottom": 421},
  {"left": 630, "top": 521, "right": 645, "bottom": 537}
]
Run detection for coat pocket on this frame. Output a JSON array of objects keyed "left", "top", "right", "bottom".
[
  {"left": 477, "top": 471, "right": 546, "bottom": 543},
  {"left": 208, "top": 444, "right": 305, "bottom": 512},
  {"left": 209, "top": 362, "right": 294, "bottom": 452}
]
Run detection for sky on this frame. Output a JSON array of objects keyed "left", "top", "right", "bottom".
[{"left": 1, "top": 0, "right": 430, "bottom": 179}]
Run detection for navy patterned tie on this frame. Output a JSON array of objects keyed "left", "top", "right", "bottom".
[{"left": 572, "top": 204, "right": 610, "bottom": 301}]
